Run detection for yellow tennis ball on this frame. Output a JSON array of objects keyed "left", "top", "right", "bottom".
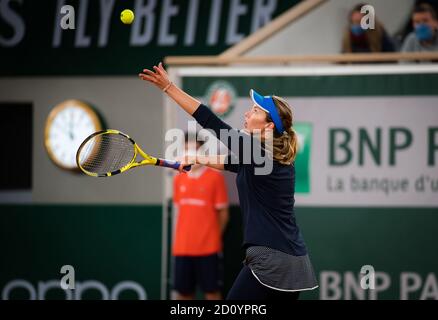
[{"left": 120, "top": 9, "right": 134, "bottom": 24}]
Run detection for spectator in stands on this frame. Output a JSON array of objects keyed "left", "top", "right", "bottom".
[
  {"left": 342, "top": 3, "right": 395, "bottom": 54},
  {"left": 400, "top": 3, "right": 438, "bottom": 53},
  {"left": 395, "top": 0, "right": 438, "bottom": 48}
]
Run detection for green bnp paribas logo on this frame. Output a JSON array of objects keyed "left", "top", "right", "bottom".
[
  {"left": 205, "top": 81, "right": 236, "bottom": 119},
  {"left": 294, "top": 123, "right": 312, "bottom": 194}
]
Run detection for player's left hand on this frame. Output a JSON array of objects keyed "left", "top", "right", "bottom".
[{"left": 139, "top": 62, "right": 170, "bottom": 91}]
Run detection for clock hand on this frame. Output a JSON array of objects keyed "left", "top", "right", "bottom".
[
  {"left": 68, "top": 124, "right": 74, "bottom": 139},
  {"left": 68, "top": 113, "right": 75, "bottom": 140}
]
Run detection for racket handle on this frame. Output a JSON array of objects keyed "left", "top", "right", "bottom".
[{"left": 158, "top": 159, "right": 191, "bottom": 172}]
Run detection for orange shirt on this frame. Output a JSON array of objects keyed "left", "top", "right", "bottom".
[{"left": 173, "top": 167, "right": 228, "bottom": 256}]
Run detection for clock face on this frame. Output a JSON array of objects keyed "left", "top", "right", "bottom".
[{"left": 45, "top": 100, "right": 102, "bottom": 170}]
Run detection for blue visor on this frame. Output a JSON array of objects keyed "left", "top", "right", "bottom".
[{"left": 250, "top": 89, "right": 285, "bottom": 134}]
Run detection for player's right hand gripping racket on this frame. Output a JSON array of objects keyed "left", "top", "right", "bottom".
[{"left": 76, "top": 129, "right": 191, "bottom": 177}]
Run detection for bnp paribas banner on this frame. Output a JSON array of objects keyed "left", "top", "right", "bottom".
[
  {"left": 292, "top": 96, "right": 437, "bottom": 207},
  {"left": 181, "top": 70, "right": 438, "bottom": 299},
  {"left": 0, "top": 0, "right": 298, "bottom": 75}
]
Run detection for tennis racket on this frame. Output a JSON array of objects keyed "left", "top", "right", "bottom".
[{"left": 76, "top": 129, "right": 191, "bottom": 177}]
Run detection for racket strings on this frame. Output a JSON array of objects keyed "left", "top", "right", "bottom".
[
  {"left": 85, "top": 138, "right": 133, "bottom": 171},
  {"left": 80, "top": 136, "right": 134, "bottom": 173},
  {"left": 78, "top": 133, "right": 135, "bottom": 174}
]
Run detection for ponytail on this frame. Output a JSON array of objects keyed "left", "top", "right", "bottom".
[{"left": 268, "top": 96, "right": 298, "bottom": 165}]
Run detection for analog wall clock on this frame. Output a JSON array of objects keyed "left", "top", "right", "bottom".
[{"left": 45, "top": 100, "right": 104, "bottom": 171}]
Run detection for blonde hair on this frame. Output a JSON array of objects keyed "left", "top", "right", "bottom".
[{"left": 263, "top": 96, "right": 298, "bottom": 165}]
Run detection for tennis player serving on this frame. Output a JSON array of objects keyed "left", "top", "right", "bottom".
[{"left": 139, "top": 63, "right": 318, "bottom": 300}]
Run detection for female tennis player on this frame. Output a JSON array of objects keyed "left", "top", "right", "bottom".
[{"left": 139, "top": 63, "right": 318, "bottom": 300}]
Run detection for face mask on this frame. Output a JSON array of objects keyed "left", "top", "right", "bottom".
[
  {"left": 351, "top": 24, "right": 365, "bottom": 36},
  {"left": 415, "top": 23, "right": 434, "bottom": 41}
]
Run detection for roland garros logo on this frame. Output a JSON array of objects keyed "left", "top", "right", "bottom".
[{"left": 205, "top": 81, "right": 237, "bottom": 118}]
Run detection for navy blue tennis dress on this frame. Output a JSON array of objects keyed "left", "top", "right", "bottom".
[{"left": 193, "top": 104, "right": 318, "bottom": 293}]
